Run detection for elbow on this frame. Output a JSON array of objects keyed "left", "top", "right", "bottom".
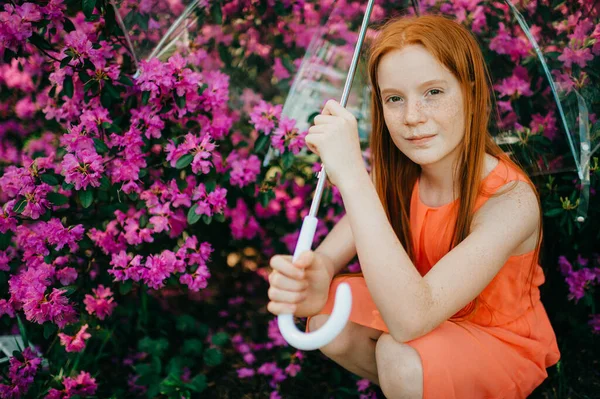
[
  {"left": 388, "top": 314, "right": 425, "bottom": 343},
  {"left": 388, "top": 281, "right": 433, "bottom": 343}
]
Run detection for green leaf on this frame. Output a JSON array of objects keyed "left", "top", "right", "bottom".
[
  {"left": 254, "top": 134, "right": 270, "bottom": 153},
  {"left": 40, "top": 174, "right": 59, "bottom": 186},
  {"left": 63, "top": 75, "right": 74, "bottom": 98},
  {"left": 119, "top": 280, "right": 133, "bottom": 295},
  {"left": 138, "top": 337, "right": 169, "bottom": 358},
  {"left": 79, "top": 190, "right": 93, "bottom": 208},
  {"left": 93, "top": 137, "right": 108, "bottom": 154},
  {"left": 12, "top": 199, "right": 27, "bottom": 214},
  {"left": 47, "top": 192, "right": 69, "bottom": 206},
  {"left": 202, "top": 348, "right": 222, "bottom": 367},
  {"left": 544, "top": 208, "right": 563, "bottom": 217},
  {"left": 0, "top": 231, "right": 13, "bottom": 251},
  {"left": 211, "top": 332, "right": 229, "bottom": 347},
  {"left": 118, "top": 75, "right": 134, "bottom": 86},
  {"left": 16, "top": 314, "right": 29, "bottom": 348},
  {"left": 82, "top": 0, "right": 96, "bottom": 18},
  {"left": 211, "top": 2, "right": 222, "bottom": 24},
  {"left": 176, "top": 154, "right": 194, "bottom": 169},
  {"left": 43, "top": 323, "right": 57, "bottom": 339},
  {"left": 60, "top": 56, "right": 73, "bottom": 68},
  {"left": 142, "top": 91, "right": 150, "bottom": 105},
  {"left": 214, "top": 213, "right": 225, "bottom": 223},
  {"left": 98, "top": 175, "right": 111, "bottom": 191},
  {"left": 182, "top": 339, "right": 204, "bottom": 356},
  {"left": 29, "top": 33, "right": 53, "bottom": 51},
  {"left": 176, "top": 95, "right": 186, "bottom": 109},
  {"left": 62, "top": 181, "right": 75, "bottom": 191},
  {"left": 282, "top": 151, "right": 295, "bottom": 170},
  {"left": 187, "top": 204, "right": 201, "bottom": 225},
  {"left": 202, "top": 215, "right": 212, "bottom": 225},
  {"left": 187, "top": 375, "right": 207, "bottom": 393},
  {"left": 175, "top": 315, "right": 196, "bottom": 333},
  {"left": 63, "top": 18, "right": 76, "bottom": 32}
]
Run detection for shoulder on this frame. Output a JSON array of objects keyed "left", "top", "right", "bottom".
[{"left": 472, "top": 177, "right": 540, "bottom": 247}]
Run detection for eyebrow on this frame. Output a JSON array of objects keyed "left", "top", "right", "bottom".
[{"left": 380, "top": 79, "right": 448, "bottom": 97}]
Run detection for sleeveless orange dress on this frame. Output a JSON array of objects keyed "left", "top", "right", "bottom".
[{"left": 306, "top": 157, "right": 560, "bottom": 398}]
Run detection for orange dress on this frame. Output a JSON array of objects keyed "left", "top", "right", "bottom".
[{"left": 306, "top": 158, "right": 560, "bottom": 398}]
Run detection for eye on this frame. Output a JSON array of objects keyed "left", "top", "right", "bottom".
[
  {"left": 427, "top": 89, "right": 443, "bottom": 96},
  {"left": 386, "top": 95, "right": 403, "bottom": 103}
]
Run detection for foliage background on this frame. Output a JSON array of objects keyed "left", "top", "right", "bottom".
[{"left": 0, "top": 0, "right": 598, "bottom": 398}]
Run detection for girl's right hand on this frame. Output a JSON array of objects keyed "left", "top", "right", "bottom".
[{"left": 267, "top": 250, "right": 335, "bottom": 318}]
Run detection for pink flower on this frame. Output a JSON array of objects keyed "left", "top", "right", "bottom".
[
  {"left": 58, "top": 324, "right": 91, "bottom": 352},
  {"left": 56, "top": 267, "right": 78, "bottom": 285},
  {"left": 60, "top": 150, "right": 105, "bottom": 191},
  {"left": 558, "top": 47, "right": 594, "bottom": 69},
  {"left": 46, "top": 371, "right": 97, "bottom": 399},
  {"left": 22, "top": 288, "right": 77, "bottom": 328},
  {"left": 271, "top": 117, "right": 307, "bottom": 154},
  {"left": 494, "top": 66, "right": 533, "bottom": 99},
  {"left": 236, "top": 368, "right": 255, "bottom": 378},
  {"left": 179, "top": 264, "right": 211, "bottom": 292},
  {"left": 228, "top": 153, "right": 261, "bottom": 188},
  {"left": 84, "top": 285, "right": 117, "bottom": 320},
  {"left": 273, "top": 58, "right": 290, "bottom": 80},
  {"left": 357, "top": 378, "right": 371, "bottom": 392},
  {"left": 589, "top": 314, "right": 600, "bottom": 334},
  {"left": 249, "top": 100, "right": 283, "bottom": 135}
]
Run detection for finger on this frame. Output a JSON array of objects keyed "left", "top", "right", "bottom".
[
  {"left": 324, "top": 99, "right": 355, "bottom": 123},
  {"left": 269, "top": 271, "right": 309, "bottom": 292},
  {"left": 293, "top": 250, "right": 314, "bottom": 269},
  {"left": 270, "top": 255, "right": 305, "bottom": 279},
  {"left": 313, "top": 114, "right": 338, "bottom": 125},
  {"left": 268, "top": 286, "right": 307, "bottom": 304},
  {"left": 267, "top": 301, "right": 296, "bottom": 315}
]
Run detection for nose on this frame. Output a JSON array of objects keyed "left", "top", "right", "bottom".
[{"left": 403, "top": 98, "right": 425, "bottom": 126}]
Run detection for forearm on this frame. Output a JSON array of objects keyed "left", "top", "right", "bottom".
[
  {"left": 314, "top": 213, "right": 357, "bottom": 276},
  {"left": 338, "top": 170, "right": 430, "bottom": 342}
]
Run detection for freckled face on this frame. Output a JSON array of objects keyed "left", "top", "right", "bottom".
[{"left": 377, "top": 45, "right": 466, "bottom": 167}]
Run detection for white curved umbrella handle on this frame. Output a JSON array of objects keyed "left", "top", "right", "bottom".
[{"left": 277, "top": 216, "right": 352, "bottom": 351}]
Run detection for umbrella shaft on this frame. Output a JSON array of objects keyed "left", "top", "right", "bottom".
[{"left": 309, "top": 0, "right": 376, "bottom": 218}]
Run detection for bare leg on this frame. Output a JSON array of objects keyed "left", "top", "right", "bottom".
[{"left": 308, "top": 315, "right": 384, "bottom": 385}]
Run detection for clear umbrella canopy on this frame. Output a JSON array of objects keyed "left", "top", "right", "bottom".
[{"left": 110, "top": 0, "right": 597, "bottom": 220}]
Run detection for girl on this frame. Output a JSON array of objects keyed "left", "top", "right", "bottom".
[{"left": 267, "top": 15, "right": 560, "bottom": 398}]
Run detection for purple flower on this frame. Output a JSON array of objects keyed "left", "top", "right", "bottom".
[
  {"left": 565, "top": 268, "right": 596, "bottom": 302},
  {"left": 558, "top": 256, "right": 573, "bottom": 275},
  {"left": 0, "top": 347, "right": 41, "bottom": 398},
  {"left": 558, "top": 47, "right": 594, "bottom": 69},
  {"left": 179, "top": 264, "right": 211, "bottom": 292},
  {"left": 589, "top": 314, "right": 600, "bottom": 334}
]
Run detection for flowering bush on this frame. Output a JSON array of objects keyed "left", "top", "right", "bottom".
[{"left": 0, "top": 0, "right": 598, "bottom": 398}]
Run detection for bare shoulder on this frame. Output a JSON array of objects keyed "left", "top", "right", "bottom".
[{"left": 474, "top": 179, "right": 540, "bottom": 255}]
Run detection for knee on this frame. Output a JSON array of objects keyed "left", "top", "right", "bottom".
[
  {"left": 376, "top": 334, "right": 424, "bottom": 399},
  {"left": 308, "top": 314, "right": 352, "bottom": 358}
]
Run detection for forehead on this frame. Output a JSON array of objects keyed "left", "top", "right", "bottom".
[{"left": 377, "top": 44, "right": 454, "bottom": 88}]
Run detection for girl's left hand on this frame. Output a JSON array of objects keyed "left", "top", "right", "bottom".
[{"left": 305, "top": 99, "right": 366, "bottom": 188}]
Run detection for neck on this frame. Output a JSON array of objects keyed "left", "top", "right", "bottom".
[{"left": 418, "top": 148, "right": 461, "bottom": 205}]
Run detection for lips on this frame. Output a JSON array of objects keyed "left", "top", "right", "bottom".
[{"left": 407, "top": 134, "right": 436, "bottom": 143}]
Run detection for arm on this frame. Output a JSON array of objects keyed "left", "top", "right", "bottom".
[
  {"left": 314, "top": 213, "right": 357, "bottom": 277},
  {"left": 338, "top": 170, "right": 539, "bottom": 343}
]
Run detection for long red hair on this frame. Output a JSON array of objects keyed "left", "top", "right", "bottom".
[{"left": 362, "top": 15, "right": 543, "bottom": 320}]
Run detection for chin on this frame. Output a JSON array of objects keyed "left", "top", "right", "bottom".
[{"left": 402, "top": 149, "right": 445, "bottom": 166}]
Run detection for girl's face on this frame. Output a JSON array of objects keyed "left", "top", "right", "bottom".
[{"left": 377, "top": 44, "right": 466, "bottom": 167}]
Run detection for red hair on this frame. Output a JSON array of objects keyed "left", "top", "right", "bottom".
[{"left": 362, "top": 15, "right": 543, "bottom": 321}]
